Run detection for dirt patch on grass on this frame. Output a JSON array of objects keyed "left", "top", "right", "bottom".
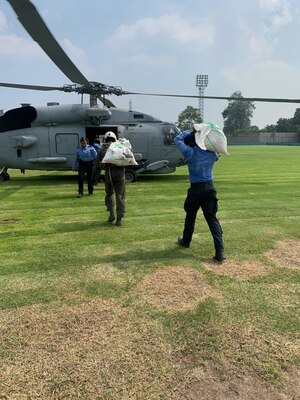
[
  {"left": 86, "top": 264, "right": 130, "bottom": 285},
  {"left": 1, "top": 298, "right": 298, "bottom": 399},
  {"left": 0, "top": 299, "right": 177, "bottom": 399},
  {"left": 266, "top": 238, "right": 300, "bottom": 269},
  {"left": 204, "top": 260, "right": 270, "bottom": 279},
  {"left": 0, "top": 276, "right": 41, "bottom": 292},
  {"left": 172, "top": 321, "right": 300, "bottom": 400},
  {"left": 135, "top": 266, "right": 212, "bottom": 312},
  {"left": 172, "top": 362, "right": 300, "bottom": 400}
]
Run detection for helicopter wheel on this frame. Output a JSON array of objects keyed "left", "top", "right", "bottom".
[{"left": 125, "top": 170, "right": 137, "bottom": 183}]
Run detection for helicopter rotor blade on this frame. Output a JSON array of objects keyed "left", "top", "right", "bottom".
[
  {"left": 0, "top": 81, "right": 126, "bottom": 107},
  {"left": 127, "top": 92, "right": 300, "bottom": 104},
  {"left": 6, "top": 0, "right": 117, "bottom": 107},
  {"left": 6, "top": 0, "right": 91, "bottom": 87},
  {"left": 0, "top": 82, "right": 65, "bottom": 91}
]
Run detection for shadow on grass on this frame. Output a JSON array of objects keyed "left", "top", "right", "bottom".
[
  {"left": 0, "top": 186, "right": 26, "bottom": 200},
  {"left": 99, "top": 246, "right": 208, "bottom": 269},
  {"left": 48, "top": 220, "right": 116, "bottom": 232},
  {"left": 3, "top": 172, "right": 189, "bottom": 185}
]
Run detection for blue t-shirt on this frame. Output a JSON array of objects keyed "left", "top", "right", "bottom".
[
  {"left": 73, "top": 144, "right": 97, "bottom": 169},
  {"left": 174, "top": 130, "right": 218, "bottom": 183}
]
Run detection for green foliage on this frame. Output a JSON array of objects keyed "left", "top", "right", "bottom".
[
  {"left": 222, "top": 91, "right": 255, "bottom": 135},
  {"left": 233, "top": 125, "right": 260, "bottom": 136},
  {"left": 292, "top": 108, "right": 300, "bottom": 125},
  {"left": 261, "top": 124, "right": 277, "bottom": 132},
  {"left": 276, "top": 117, "right": 294, "bottom": 132},
  {"left": 177, "top": 105, "right": 202, "bottom": 131},
  {"left": 261, "top": 107, "right": 300, "bottom": 133}
]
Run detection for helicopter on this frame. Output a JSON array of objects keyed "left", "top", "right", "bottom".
[{"left": 1, "top": 0, "right": 300, "bottom": 183}]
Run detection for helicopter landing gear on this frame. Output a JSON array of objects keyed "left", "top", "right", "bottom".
[
  {"left": 0, "top": 167, "right": 10, "bottom": 182},
  {"left": 125, "top": 169, "right": 138, "bottom": 183}
]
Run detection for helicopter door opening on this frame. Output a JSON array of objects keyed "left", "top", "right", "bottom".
[{"left": 85, "top": 127, "right": 118, "bottom": 147}]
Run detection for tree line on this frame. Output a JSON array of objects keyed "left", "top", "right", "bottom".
[{"left": 177, "top": 90, "right": 300, "bottom": 136}]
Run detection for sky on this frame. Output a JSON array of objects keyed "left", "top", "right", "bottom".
[{"left": 1, "top": 0, "right": 300, "bottom": 129}]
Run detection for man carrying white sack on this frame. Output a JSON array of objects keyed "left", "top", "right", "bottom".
[
  {"left": 174, "top": 123, "right": 226, "bottom": 262},
  {"left": 93, "top": 131, "right": 126, "bottom": 227}
]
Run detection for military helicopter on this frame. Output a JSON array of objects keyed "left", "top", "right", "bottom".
[{"left": 1, "top": 0, "right": 300, "bottom": 183}]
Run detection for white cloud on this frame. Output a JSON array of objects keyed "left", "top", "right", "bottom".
[
  {"left": 107, "top": 14, "right": 215, "bottom": 47},
  {"left": 118, "top": 52, "right": 176, "bottom": 67},
  {"left": 0, "top": 10, "right": 45, "bottom": 59},
  {"left": 0, "top": 33, "right": 44, "bottom": 58},
  {"left": 237, "top": 0, "right": 294, "bottom": 60},
  {"left": 249, "top": 36, "right": 276, "bottom": 58},
  {"left": 259, "top": 0, "right": 293, "bottom": 31},
  {"left": 222, "top": 60, "right": 300, "bottom": 107}
]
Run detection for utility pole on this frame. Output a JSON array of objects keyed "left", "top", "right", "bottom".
[{"left": 196, "top": 74, "right": 208, "bottom": 121}]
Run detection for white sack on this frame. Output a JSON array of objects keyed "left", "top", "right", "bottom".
[
  {"left": 194, "top": 122, "right": 229, "bottom": 155},
  {"left": 102, "top": 139, "right": 138, "bottom": 166}
]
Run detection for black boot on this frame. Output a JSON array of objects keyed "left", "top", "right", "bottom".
[
  {"left": 116, "top": 218, "right": 122, "bottom": 227},
  {"left": 213, "top": 252, "right": 226, "bottom": 262},
  {"left": 177, "top": 236, "right": 190, "bottom": 248},
  {"left": 108, "top": 212, "right": 115, "bottom": 223}
]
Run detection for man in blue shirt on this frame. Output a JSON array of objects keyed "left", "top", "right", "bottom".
[
  {"left": 174, "top": 128, "right": 225, "bottom": 262},
  {"left": 72, "top": 137, "right": 97, "bottom": 197}
]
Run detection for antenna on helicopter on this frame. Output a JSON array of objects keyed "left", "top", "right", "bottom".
[{"left": 129, "top": 99, "right": 132, "bottom": 112}]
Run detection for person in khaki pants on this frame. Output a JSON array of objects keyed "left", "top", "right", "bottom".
[{"left": 93, "top": 131, "right": 126, "bottom": 226}]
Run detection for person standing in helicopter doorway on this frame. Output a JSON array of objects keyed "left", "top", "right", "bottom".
[
  {"left": 72, "top": 137, "right": 97, "bottom": 198},
  {"left": 174, "top": 126, "right": 225, "bottom": 262},
  {"left": 93, "top": 131, "right": 126, "bottom": 226}
]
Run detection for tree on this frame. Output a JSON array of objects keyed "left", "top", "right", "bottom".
[
  {"left": 260, "top": 124, "right": 276, "bottom": 132},
  {"left": 222, "top": 91, "right": 255, "bottom": 135},
  {"left": 275, "top": 117, "right": 294, "bottom": 132},
  {"left": 292, "top": 108, "right": 300, "bottom": 125},
  {"left": 177, "top": 106, "right": 202, "bottom": 131}
]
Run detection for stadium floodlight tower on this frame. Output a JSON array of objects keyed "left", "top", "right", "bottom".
[{"left": 196, "top": 74, "right": 208, "bottom": 121}]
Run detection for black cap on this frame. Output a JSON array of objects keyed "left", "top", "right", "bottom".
[{"left": 184, "top": 133, "right": 197, "bottom": 147}]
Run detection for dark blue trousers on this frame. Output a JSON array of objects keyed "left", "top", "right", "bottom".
[
  {"left": 78, "top": 160, "right": 94, "bottom": 195},
  {"left": 182, "top": 182, "right": 224, "bottom": 253}
]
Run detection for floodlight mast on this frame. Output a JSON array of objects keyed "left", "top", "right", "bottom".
[{"left": 196, "top": 74, "right": 208, "bottom": 121}]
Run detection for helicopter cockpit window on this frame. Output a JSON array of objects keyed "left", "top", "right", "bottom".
[
  {"left": 163, "top": 124, "right": 180, "bottom": 145},
  {"left": 133, "top": 114, "right": 144, "bottom": 119}
]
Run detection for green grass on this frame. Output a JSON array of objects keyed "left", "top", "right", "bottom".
[{"left": 0, "top": 145, "right": 299, "bottom": 398}]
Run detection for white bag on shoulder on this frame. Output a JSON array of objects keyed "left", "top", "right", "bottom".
[
  {"left": 193, "top": 122, "right": 229, "bottom": 155},
  {"left": 102, "top": 139, "right": 138, "bottom": 166}
]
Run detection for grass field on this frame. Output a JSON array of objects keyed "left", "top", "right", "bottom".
[{"left": 0, "top": 146, "right": 299, "bottom": 399}]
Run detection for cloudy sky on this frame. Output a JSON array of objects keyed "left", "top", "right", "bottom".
[{"left": 1, "top": 0, "right": 300, "bottom": 129}]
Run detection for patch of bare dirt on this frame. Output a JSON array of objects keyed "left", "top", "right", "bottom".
[
  {"left": 204, "top": 260, "right": 270, "bottom": 279},
  {"left": 135, "top": 266, "right": 212, "bottom": 312},
  {"left": 172, "top": 321, "right": 300, "bottom": 400},
  {"left": 0, "top": 299, "right": 177, "bottom": 399},
  {"left": 86, "top": 263, "right": 130, "bottom": 285},
  {"left": 172, "top": 362, "right": 300, "bottom": 400},
  {"left": 266, "top": 239, "right": 300, "bottom": 269}
]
